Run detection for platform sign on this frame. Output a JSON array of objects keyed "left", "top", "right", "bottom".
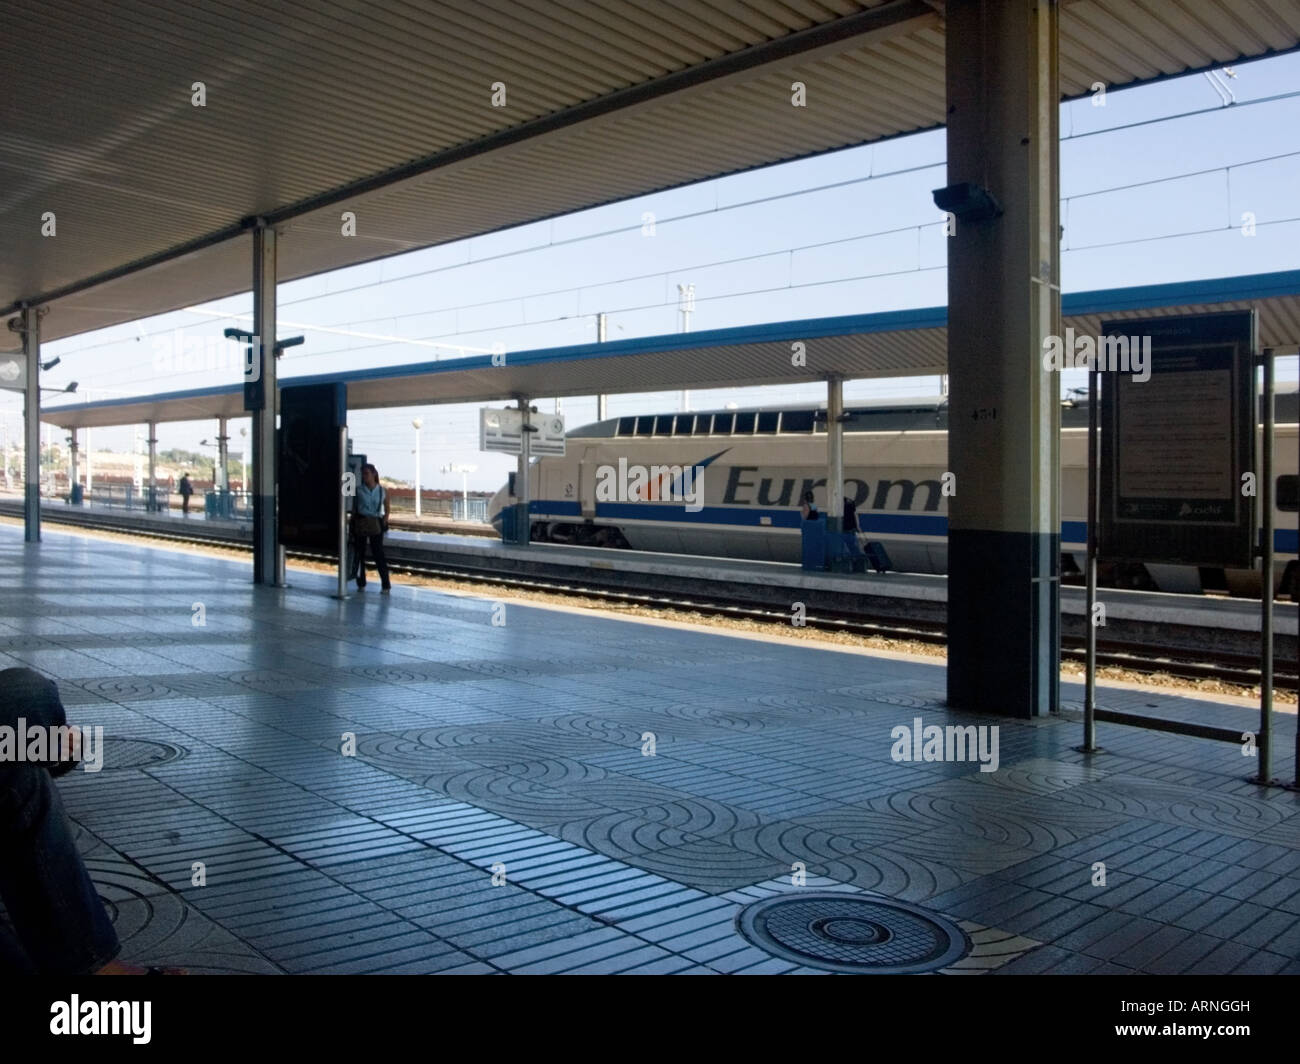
[
  {"left": 278, "top": 382, "right": 347, "bottom": 551},
  {"left": 0, "top": 354, "right": 26, "bottom": 392},
  {"left": 480, "top": 408, "right": 566, "bottom": 457},
  {"left": 480, "top": 407, "right": 523, "bottom": 454},
  {"left": 530, "top": 413, "right": 567, "bottom": 457},
  {"left": 1099, "top": 309, "right": 1256, "bottom": 567}
]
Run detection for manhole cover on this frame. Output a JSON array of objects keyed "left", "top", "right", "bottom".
[
  {"left": 736, "top": 893, "right": 969, "bottom": 974},
  {"left": 97, "top": 738, "right": 187, "bottom": 772}
]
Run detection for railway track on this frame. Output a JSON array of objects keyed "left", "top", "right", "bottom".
[{"left": 7, "top": 503, "right": 1296, "bottom": 692}]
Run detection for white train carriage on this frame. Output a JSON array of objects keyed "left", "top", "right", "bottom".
[{"left": 489, "top": 391, "right": 1299, "bottom": 596}]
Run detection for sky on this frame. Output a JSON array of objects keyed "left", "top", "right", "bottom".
[{"left": 8, "top": 51, "right": 1300, "bottom": 492}]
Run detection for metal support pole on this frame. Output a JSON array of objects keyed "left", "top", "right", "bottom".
[
  {"left": 1083, "top": 367, "right": 1099, "bottom": 751},
  {"left": 1258, "top": 349, "right": 1275, "bottom": 783},
  {"left": 252, "top": 226, "right": 279, "bottom": 585},
  {"left": 333, "top": 425, "right": 350, "bottom": 600},
  {"left": 216, "top": 417, "right": 229, "bottom": 493},
  {"left": 597, "top": 313, "right": 608, "bottom": 422},
  {"left": 1, "top": 413, "right": 9, "bottom": 492},
  {"left": 85, "top": 427, "right": 92, "bottom": 497},
  {"left": 132, "top": 426, "right": 142, "bottom": 495},
  {"left": 677, "top": 285, "right": 694, "bottom": 413},
  {"left": 413, "top": 419, "right": 422, "bottom": 518},
  {"left": 68, "top": 430, "right": 79, "bottom": 499},
  {"left": 21, "top": 307, "right": 40, "bottom": 541},
  {"left": 516, "top": 396, "right": 531, "bottom": 545},
  {"left": 827, "top": 376, "right": 844, "bottom": 534},
  {"left": 146, "top": 421, "right": 157, "bottom": 513}
]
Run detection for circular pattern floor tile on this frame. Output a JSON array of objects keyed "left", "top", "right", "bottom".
[
  {"left": 98, "top": 737, "right": 187, "bottom": 772},
  {"left": 736, "top": 892, "right": 970, "bottom": 974}
]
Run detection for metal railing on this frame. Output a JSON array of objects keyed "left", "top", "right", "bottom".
[
  {"left": 452, "top": 497, "right": 489, "bottom": 522},
  {"left": 71, "top": 484, "right": 251, "bottom": 519},
  {"left": 84, "top": 484, "right": 174, "bottom": 512},
  {"left": 387, "top": 495, "right": 490, "bottom": 523}
]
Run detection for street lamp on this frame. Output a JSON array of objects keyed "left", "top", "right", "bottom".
[
  {"left": 199, "top": 438, "right": 219, "bottom": 487},
  {"left": 442, "top": 463, "right": 477, "bottom": 521},
  {"left": 677, "top": 283, "right": 695, "bottom": 412},
  {"left": 412, "top": 417, "right": 423, "bottom": 518}
]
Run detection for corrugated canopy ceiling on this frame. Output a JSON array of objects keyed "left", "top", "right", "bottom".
[
  {"left": 3, "top": 0, "right": 1299, "bottom": 354},
  {"left": 35, "top": 269, "right": 1300, "bottom": 429}
]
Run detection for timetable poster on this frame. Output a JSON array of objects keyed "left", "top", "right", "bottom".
[{"left": 1099, "top": 310, "right": 1256, "bottom": 567}]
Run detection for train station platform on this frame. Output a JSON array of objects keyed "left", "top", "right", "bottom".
[
  {"left": 2, "top": 521, "right": 1298, "bottom": 974},
  {"left": 5, "top": 498, "right": 1294, "bottom": 668}
]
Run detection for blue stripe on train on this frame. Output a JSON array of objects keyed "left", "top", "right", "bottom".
[{"left": 527, "top": 502, "right": 1299, "bottom": 553}]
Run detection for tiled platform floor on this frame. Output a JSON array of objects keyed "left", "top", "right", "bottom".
[{"left": 2, "top": 523, "right": 1298, "bottom": 974}]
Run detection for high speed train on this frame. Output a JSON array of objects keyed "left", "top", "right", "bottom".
[{"left": 488, "top": 391, "right": 1299, "bottom": 596}]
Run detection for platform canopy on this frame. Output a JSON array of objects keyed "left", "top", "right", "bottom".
[
  {"left": 4, "top": 0, "right": 1299, "bottom": 353},
  {"left": 35, "top": 269, "right": 1300, "bottom": 429}
]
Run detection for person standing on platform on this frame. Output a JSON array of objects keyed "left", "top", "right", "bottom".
[
  {"left": 352, "top": 463, "right": 392, "bottom": 593},
  {"left": 799, "top": 490, "right": 820, "bottom": 521},
  {"left": 178, "top": 473, "right": 193, "bottom": 517}
]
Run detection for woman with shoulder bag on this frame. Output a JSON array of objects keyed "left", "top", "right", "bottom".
[{"left": 353, "top": 463, "right": 392, "bottom": 593}]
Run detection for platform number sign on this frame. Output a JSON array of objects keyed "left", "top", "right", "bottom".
[
  {"left": 1099, "top": 310, "right": 1256, "bottom": 568},
  {"left": 480, "top": 407, "right": 523, "bottom": 454},
  {"left": 530, "top": 415, "right": 567, "bottom": 457},
  {"left": 480, "top": 408, "right": 565, "bottom": 457}
]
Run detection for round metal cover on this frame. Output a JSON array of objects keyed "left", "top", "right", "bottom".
[
  {"left": 736, "top": 892, "right": 970, "bottom": 974},
  {"left": 98, "top": 738, "right": 187, "bottom": 772}
]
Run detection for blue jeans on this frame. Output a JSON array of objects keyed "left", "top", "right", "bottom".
[{"left": 0, "top": 668, "right": 121, "bottom": 975}]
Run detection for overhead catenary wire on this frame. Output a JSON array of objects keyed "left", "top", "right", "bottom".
[{"left": 57, "top": 211, "right": 1300, "bottom": 395}]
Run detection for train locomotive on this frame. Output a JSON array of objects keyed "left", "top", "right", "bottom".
[{"left": 488, "top": 391, "right": 1298, "bottom": 596}]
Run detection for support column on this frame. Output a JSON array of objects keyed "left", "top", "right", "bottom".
[
  {"left": 596, "top": 313, "right": 608, "bottom": 422},
  {"left": 85, "top": 427, "right": 92, "bottom": 496},
  {"left": 826, "top": 376, "right": 844, "bottom": 534},
  {"left": 515, "top": 396, "right": 531, "bottom": 545},
  {"left": 943, "top": 0, "right": 1061, "bottom": 718},
  {"left": 2, "top": 413, "right": 11, "bottom": 491},
  {"left": 68, "top": 430, "right": 79, "bottom": 500},
  {"left": 252, "top": 226, "right": 279, "bottom": 585},
  {"left": 216, "top": 417, "right": 229, "bottom": 492},
  {"left": 146, "top": 422, "right": 157, "bottom": 512},
  {"left": 21, "top": 307, "right": 40, "bottom": 541}
]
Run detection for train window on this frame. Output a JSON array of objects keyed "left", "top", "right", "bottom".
[
  {"left": 713, "top": 412, "right": 734, "bottom": 434},
  {"left": 655, "top": 415, "right": 675, "bottom": 435},
  {"left": 756, "top": 411, "right": 779, "bottom": 434},
  {"left": 780, "top": 410, "right": 814, "bottom": 433},
  {"left": 693, "top": 414, "right": 712, "bottom": 435},
  {"left": 733, "top": 411, "right": 756, "bottom": 434},
  {"left": 616, "top": 416, "right": 637, "bottom": 437},
  {"left": 673, "top": 414, "right": 694, "bottom": 435},
  {"left": 1279, "top": 475, "right": 1299, "bottom": 512},
  {"left": 635, "top": 415, "right": 655, "bottom": 436}
]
